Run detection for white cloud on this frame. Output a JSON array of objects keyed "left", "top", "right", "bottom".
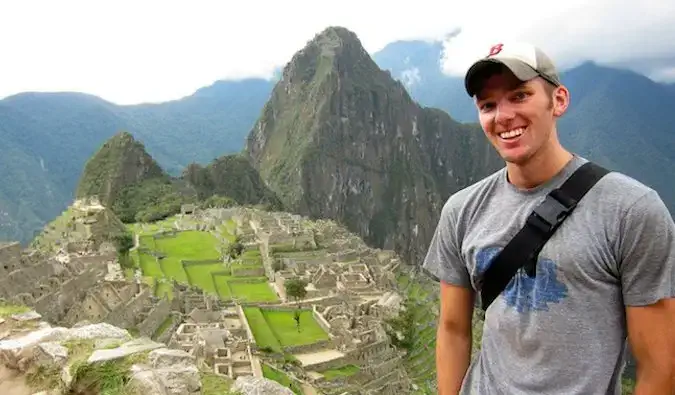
[
  {"left": 439, "top": 0, "right": 675, "bottom": 82},
  {"left": 1, "top": 0, "right": 673, "bottom": 104}
]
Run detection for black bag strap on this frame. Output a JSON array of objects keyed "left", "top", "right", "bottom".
[{"left": 479, "top": 161, "right": 610, "bottom": 311}]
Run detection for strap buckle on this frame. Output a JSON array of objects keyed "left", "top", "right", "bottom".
[{"left": 527, "top": 192, "right": 577, "bottom": 234}]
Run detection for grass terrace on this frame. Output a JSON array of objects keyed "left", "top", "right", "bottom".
[
  {"left": 126, "top": 219, "right": 278, "bottom": 303},
  {"left": 243, "top": 307, "right": 329, "bottom": 352}
]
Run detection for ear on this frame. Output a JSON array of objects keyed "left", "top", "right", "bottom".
[{"left": 552, "top": 85, "right": 570, "bottom": 117}]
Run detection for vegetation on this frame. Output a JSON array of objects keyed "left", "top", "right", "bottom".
[
  {"left": 182, "top": 153, "right": 283, "bottom": 211},
  {"left": 383, "top": 298, "right": 416, "bottom": 352},
  {"left": 112, "top": 178, "right": 196, "bottom": 223},
  {"left": 243, "top": 307, "right": 329, "bottom": 351},
  {"left": 0, "top": 301, "right": 31, "bottom": 317}
]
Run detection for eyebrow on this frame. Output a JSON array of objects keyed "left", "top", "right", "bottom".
[{"left": 475, "top": 80, "right": 528, "bottom": 101}]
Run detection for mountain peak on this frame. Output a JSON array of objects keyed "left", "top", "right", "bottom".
[
  {"left": 246, "top": 27, "right": 502, "bottom": 264},
  {"left": 279, "top": 25, "right": 376, "bottom": 86},
  {"left": 75, "top": 131, "right": 166, "bottom": 207},
  {"left": 313, "top": 25, "right": 361, "bottom": 45}
]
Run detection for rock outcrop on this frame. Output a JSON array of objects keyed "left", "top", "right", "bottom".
[
  {"left": 232, "top": 376, "right": 295, "bottom": 395},
  {"left": 0, "top": 312, "right": 203, "bottom": 395}
]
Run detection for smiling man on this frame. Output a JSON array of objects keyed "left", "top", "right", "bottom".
[{"left": 422, "top": 42, "right": 675, "bottom": 394}]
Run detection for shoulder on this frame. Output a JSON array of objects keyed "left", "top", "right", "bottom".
[
  {"left": 592, "top": 169, "right": 665, "bottom": 214},
  {"left": 584, "top": 166, "right": 673, "bottom": 243}
]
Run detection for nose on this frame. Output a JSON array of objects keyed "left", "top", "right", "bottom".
[{"left": 494, "top": 101, "right": 516, "bottom": 126}]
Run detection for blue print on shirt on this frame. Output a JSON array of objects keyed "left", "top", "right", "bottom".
[{"left": 476, "top": 246, "right": 568, "bottom": 313}]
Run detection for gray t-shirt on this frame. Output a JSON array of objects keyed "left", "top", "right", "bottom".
[{"left": 423, "top": 155, "right": 675, "bottom": 394}]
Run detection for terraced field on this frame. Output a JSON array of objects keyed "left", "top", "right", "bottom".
[
  {"left": 126, "top": 217, "right": 278, "bottom": 303},
  {"left": 242, "top": 307, "right": 330, "bottom": 352}
]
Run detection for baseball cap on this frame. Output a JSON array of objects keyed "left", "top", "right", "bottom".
[{"left": 464, "top": 42, "right": 561, "bottom": 97}]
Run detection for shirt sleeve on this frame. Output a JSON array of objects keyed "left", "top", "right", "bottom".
[
  {"left": 618, "top": 189, "right": 675, "bottom": 306},
  {"left": 422, "top": 198, "right": 472, "bottom": 288}
]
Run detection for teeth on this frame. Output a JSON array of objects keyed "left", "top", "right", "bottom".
[{"left": 499, "top": 128, "right": 524, "bottom": 139}]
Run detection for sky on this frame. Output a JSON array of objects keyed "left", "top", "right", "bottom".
[{"left": 2, "top": 0, "right": 674, "bottom": 105}]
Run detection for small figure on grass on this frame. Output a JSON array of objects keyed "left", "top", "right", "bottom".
[{"left": 294, "top": 309, "right": 301, "bottom": 332}]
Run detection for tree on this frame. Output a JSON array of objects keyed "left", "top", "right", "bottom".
[
  {"left": 227, "top": 235, "right": 245, "bottom": 260},
  {"left": 284, "top": 278, "right": 308, "bottom": 332},
  {"left": 284, "top": 278, "right": 307, "bottom": 303}
]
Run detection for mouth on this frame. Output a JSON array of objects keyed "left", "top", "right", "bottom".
[{"left": 497, "top": 127, "right": 525, "bottom": 141}]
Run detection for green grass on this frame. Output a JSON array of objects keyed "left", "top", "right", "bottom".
[
  {"left": 127, "top": 224, "right": 274, "bottom": 304},
  {"left": 201, "top": 371, "right": 235, "bottom": 395},
  {"left": 229, "top": 281, "right": 278, "bottom": 302},
  {"left": 158, "top": 257, "right": 188, "bottom": 282},
  {"left": 133, "top": 252, "right": 163, "bottom": 277},
  {"left": 185, "top": 263, "right": 226, "bottom": 294},
  {"left": 155, "top": 230, "right": 219, "bottom": 259},
  {"left": 154, "top": 281, "right": 173, "bottom": 299},
  {"left": 0, "top": 302, "right": 30, "bottom": 318},
  {"left": 320, "top": 364, "right": 360, "bottom": 380},
  {"left": 213, "top": 274, "right": 233, "bottom": 299},
  {"left": 243, "top": 307, "right": 282, "bottom": 352},
  {"left": 262, "top": 309, "right": 329, "bottom": 347}
]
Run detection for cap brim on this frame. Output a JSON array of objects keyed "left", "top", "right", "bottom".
[{"left": 464, "top": 58, "right": 540, "bottom": 97}]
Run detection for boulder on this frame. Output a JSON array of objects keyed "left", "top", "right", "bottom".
[{"left": 232, "top": 376, "right": 295, "bottom": 395}]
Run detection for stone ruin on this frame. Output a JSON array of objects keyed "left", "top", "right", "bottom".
[
  {"left": 0, "top": 240, "right": 174, "bottom": 342},
  {"left": 0, "top": 204, "right": 420, "bottom": 394},
  {"left": 166, "top": 307, "right": 261, "bottom": 382}
]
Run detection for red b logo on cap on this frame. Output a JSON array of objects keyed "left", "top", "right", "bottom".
[{"left": 488, "top": 43, "right": 504, "bottom": 57}]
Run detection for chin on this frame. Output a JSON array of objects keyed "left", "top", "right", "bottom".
[{"left": 499, "top": 151, "right": 533, "bottom": 165}]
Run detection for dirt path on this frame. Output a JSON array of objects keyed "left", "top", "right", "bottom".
[{"left": 0, "top": 366, "right": 33, "bottom": 395}]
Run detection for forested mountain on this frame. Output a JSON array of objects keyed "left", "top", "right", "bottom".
[{"left": 0, "top": 79, "right": 273, "bottom": 243}]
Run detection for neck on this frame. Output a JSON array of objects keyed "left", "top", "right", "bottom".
[{"left": 506, "top": 140, "right": 573, "bottom": 190}]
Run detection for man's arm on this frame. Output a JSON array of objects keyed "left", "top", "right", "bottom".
[
  {"left": 626, "top": 298, "right": 675, "bottom": 395},
  {"left": 437, "top": 281, "right": 475, "bottom": 395},
  {"left": 616, "top": 189, "right": 675, "bottom": 394}
]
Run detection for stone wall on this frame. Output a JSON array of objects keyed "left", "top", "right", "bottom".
[
  {"left": 312, "top": 305, "right": 332, "bottom": 334},
  {"left": 139, "top": 296, "right": 172, "bottom": 338},
  {"left": 231, "top": 266, "right": 265, "bottom": 277},
  {"left": 32, "top": 265, "right": 106, "bottom": 323},
  {"left": 157, "top": 312, "right": 183, "bottom": 344},
  {"left": 284, "top": 339, "right": 333, "bottom": 354},
  {"left": 305, "top": 354, "right": 352, "bottom": 371},
  {"left": 106, "top": 287, "right": 151, "bottom": 329},
  {"left": 0, "top": 242, "right": 22, "bottom": 274}
]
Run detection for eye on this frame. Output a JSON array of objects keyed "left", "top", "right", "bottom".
[
  {"left": 479, "top": 102, "right": 495, "bottom": 112},
  {"left": 512, "top": 91, "right": 529, "bottom": 102}
]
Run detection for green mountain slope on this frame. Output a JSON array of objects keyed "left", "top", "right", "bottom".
[
  {"left": 76, "top": 131, "right": 167, "bottom": 206},
  {"left": 246, "top": 26, "right": 503, "bottom": 265},
  {"left": 0, "top": 79, "right": 273, "bottom": 244},
  {"left": 182, "top": 153, "right": 283, "bottom": 211}
]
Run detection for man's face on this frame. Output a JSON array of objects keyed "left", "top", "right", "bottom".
[{"left": 474, "top": 67, "right": 563, "bottom": 165}]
